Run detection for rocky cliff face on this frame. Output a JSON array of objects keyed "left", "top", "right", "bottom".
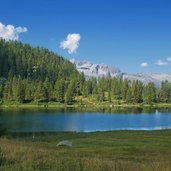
[{"left": 70, "top": 59, "right": 122, "bottom": 78}]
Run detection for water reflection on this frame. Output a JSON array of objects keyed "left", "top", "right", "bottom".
[{"left": 1, "top": 107, "right": 171, "bottom": 133}]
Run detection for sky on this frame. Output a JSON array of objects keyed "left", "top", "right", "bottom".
[{"left": 1, "top": 0, "right": 171, "bottom": 73}]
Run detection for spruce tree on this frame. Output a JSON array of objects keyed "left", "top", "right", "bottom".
[
  {"left": 143, "top": 82, "right": 156, "bottom": 104},
  {"left": 54, "top": 79, "right": 65, "bottom": 103},
  {"left": 65, "top": 79, "right": 75, "bottom": 104}
]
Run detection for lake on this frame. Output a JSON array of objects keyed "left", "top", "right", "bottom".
[{"left": 1, "top": 107, "right": 171, "bottom": 133}]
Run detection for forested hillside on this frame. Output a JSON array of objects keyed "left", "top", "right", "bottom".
[
  {"left": 0, "top": 39, "right": 77, "bottom": 81},
  {"left": 0, "top": 39, "right": 171, "bottom": 105},
  {"left": 0, "top": 39, "right": 81, "bottom": 104}
]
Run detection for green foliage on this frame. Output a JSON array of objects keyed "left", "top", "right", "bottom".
[
  {"left": 126, "top": 86, "right": 133, "bottom": 103},
  {"left": 131, "top": 80, "right": 143, "bottom": 103},
  {"left": 0, "top": 84, "right": 3, "bottom": 100},
  {"left": 65, "top": 79, "right": 76, "bottom": 104},
  {"left": 0, "top": 39, "right": 76, "bottom": 82},
  {"left": 0, "top": 39, "right": 79, "bottom": 103},
  {"left": 121, "top": 79, "right": 129, "bottom": 100},
  {"left": 1, "top": 39, "right": 171, "bottom": 105},
  {"left": 111, "top": 78, "right": 122, "bottom": 100},
  {"left": 158, "top": 81, "right": 171, "bottom": 103},
  {"left": 54, "top": 79, "right": 65, "bottom": 103},
  {"left": 143, "top": 82, "right": 156, "bottom": 104},
  {"left": 97, "top": 78, "right": 105, "bottom": 102}
]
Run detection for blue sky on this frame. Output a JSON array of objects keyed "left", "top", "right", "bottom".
[{"left": 1, "top": 0, "right": 171, "bottom": 73}]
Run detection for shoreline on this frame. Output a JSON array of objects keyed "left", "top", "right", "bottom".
[
  {"left": 4, "top": 128, "right": 171, "bottom": 135},
  {"left": 1, "top": 102, "right": 171, "bottom": 109},
  {"left": 2, "top": 129, "right": 171, "bottom": 139}
]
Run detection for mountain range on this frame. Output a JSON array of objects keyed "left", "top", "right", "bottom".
[{"left": 70, "top": 59, "right": 171, "bottom": 85}]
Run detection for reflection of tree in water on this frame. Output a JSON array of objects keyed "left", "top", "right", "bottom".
[
  {"left": 157, "top": 108, "right": 171, "bottom": 113},
  {"left": 107, "top": 107, "right": 171, "bottom": 114},
  {"left": 142, "top": 107, "right": 156, "bottom": 114},
  {"left": 110, "top": 107, "right": 144, "bottom": 114},
  {"left": 0, "top": 127, "right": 8, "bottom": 137},
  {"left": 0, "top": 109, "right": 8, "bottom": 136},
  {"left": 108, "top": 107, "right": 171, "bottom": 114}
]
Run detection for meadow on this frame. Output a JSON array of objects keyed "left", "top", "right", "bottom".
[{"left": 1, "top": 130, "right": 171, "bottom": 171}]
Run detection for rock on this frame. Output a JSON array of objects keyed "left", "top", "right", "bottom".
[
  {"left": 70, "top": 59, "right": 121, "bottom": 79},
  {"left": 57, "top": 140, "right": 72, "bottom": 147}
]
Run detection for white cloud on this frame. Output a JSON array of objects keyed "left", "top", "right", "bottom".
[
  {"left": 60, "top": 33, "right": 81, "bottom": 54},
  {"left": 140, "top": 62, "right": 148, "bottom": 67},
  {"left": 156, "top": 59, "right": 168, "bottom": 66},
  {"left": 0, "top": 22, "right": 27, "bottom": 41},
  {"left": 167, "top": 57, "right": 171, "bottom": 62}
]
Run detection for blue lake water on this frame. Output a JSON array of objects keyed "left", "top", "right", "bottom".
[{"left": 1, "top": 108, "right": 171, "bottom": 132}]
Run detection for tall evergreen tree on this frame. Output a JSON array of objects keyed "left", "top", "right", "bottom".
[
  {"left": 16, "top": 78, "right": 25, "bottom": 103},
  {"left": 126, "top": 86, "right": 133, "bottom": 103},
  {"left": 54, "top": 79, "right": 65, "bottom": 103},
  {"left": 0, "top": 84, "right": 3, "bottom": 100},
  {"left": 131, "top": 80, "right": 143, "bottom": 103},
  {"left": 158, "top": 81, "right": 171, "bottom": 103},
  {"left": 121, "top": 79, "right": 129, "bottom": 100},
  {"left": 65, "top": 78, "right": 76, "bottom": 104},
  {"left": 143, "top": 82, "right": 156, "bottom": 104}
]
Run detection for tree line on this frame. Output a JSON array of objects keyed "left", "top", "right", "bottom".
[
  {"left": 0, "top": 39, "right": 171, "bottom": 105},
  {"left": 82, "top": 77, "right": 171, "bottom": 105},
  {"left": 1, "top": 74, "right": 171, "bottom": 105}
]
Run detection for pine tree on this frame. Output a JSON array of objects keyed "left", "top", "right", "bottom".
[
  {"left": 131, "top": 80, "right": 143, "bottom": 103},
  {"left": 65, "top": 79, "right": 76, "bottom": 104},
  {"left": 0, "top": 84, "right": 3, "bottom": 100},
  {"left": 121, "top": 79, "right": 129, "bottom": 100},
  {"left": 92, "top": 77, "right": 98, "bottom": 95},
  {"left": 143, "top": 82, "right": 156, "bottom": 104},
  {"left": 158, "top": 81, "right": 171, "bottom": 103},
  {"left": 25, "top": 79, "right": 33, "bottom": 102},
  {"left": 34, "top": 81, "right": 44, "bottom": 102},
  {"left": 97, "top": 78, "right": 105, "bottom": 102},
  {"left": 3, "top": 81, "right": 10, "bottom": 101},
  {"left": 97, "top": 86, "right": 105, "bottom": 102},
  {"left": 12, "top": 76, "right": 17, "bottom": 100},
  {"left": 16, "top": 78, "right": 25, "bottom": 103},
  {"left": 126, "top": 86, "right": 133, "bottom": 103},
  {"left": 43, "top": 77, "right": 51, "bottom": 101},
  {"left": 54, "top": 79, "right": 65, "bottom": 103},
  {"left": 111, "top": 78, "right": 121, "bottom": 100}
]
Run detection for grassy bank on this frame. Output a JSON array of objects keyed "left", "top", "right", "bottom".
[
  {"left": 1, "top": 130, "right": 171, "bottom": 171},
  {"left": 1, "top": 100, "right": 171, "bottom": 109}
]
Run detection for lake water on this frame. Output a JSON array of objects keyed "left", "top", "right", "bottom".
[{"left": 1, "top": 108, "right": 171, "bottom": 133}]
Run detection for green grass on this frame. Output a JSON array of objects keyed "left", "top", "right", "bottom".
[
  {"left": 1, "top": 101, "right": 171, "bottom": 110},
  {"left": 1, "top": 130, "right": 171, "bottom": 171},
  {"left": 1, "top": 96, "right": 171, "bottom": 109}
]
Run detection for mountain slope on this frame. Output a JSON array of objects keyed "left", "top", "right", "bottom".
[
  {"left": 0, "top": 39, "right": 77, "bottom": 83},
  {"left": 0, "top": 39, "right": 79, "bottom": 103}
]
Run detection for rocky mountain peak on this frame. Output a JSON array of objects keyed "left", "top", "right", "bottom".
[{"left": 70, "top": 59, "right": 122, "bottom": 78}]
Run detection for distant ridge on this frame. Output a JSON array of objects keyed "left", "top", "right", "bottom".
[{"left": 70, "top": 59, "right": 171, "bottom": 85}]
